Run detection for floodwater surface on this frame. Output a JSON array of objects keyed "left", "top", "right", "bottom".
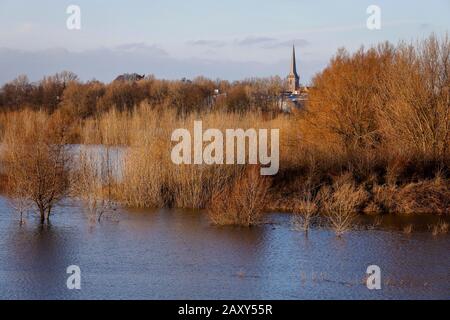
[{"left": 0, "top": 197, "right": 448, "bottom": 300}]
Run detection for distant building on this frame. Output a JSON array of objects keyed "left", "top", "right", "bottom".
[
  {"left": 279, "top": 45, "right": 309, "bottom": 112},
  {"left": 287, "top": 45, "right": 300, "bottom": 94},
  {"left": 114, "top": 73, "right": 145, "bottom": 82}
]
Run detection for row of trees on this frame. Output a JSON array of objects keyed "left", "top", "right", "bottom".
[
  {"left": 303, "top": 33, "right": 450, "bottom": 168},
  {"left": 0, "top": 73, "right": 286, "bottom": 118},
  {"left": 0, "top": 72, "right": 79, "bottom": 113}
]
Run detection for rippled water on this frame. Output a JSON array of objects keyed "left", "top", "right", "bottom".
[{"left": 0, "top": 196, "right": 448, "bottom": 300}]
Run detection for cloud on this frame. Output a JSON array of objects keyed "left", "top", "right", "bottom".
[
  {"left": 419, "top": 23, "right": 431, "bottom": 30},
  {"left": 269, "top": 39, "right": 310, "bottom": 48},
  {"left": 259, "top": 38, "right": 311, "bottom": 49},
  {"left": 233, "top": 36, "right": 311, "bottom": 49},
  {"left": 114, "top": 43, "right": 168, "bottom": 56},
  {"left": 0, "top": 46, "right": 310, "bottom": 84},
  {"left": 0, "top": 41, "right": 325, "bottom": 85},
  {"left": 236, "top": 36, "right": 277, "bottom": 46},
  {"left": 186, "top": 36, "right": 311, "bottom": 50},
  {"left": 0, "top": 45, "right": 167, "bottom": 84},
  {"left": 186, "top": 40, "right": 226, "bottom": 48}
]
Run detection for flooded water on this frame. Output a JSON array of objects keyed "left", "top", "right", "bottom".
[
  {"left": 0, "top": 196, "right": 448, "bottom": 300},
  {"left": 70, "top": 144, "right": 126, "bottom": 180}
]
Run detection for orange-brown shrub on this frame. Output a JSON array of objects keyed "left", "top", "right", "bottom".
[
  {"left": 300, "top": 34, "right": 450, "bottom": 183},
  {"left": 208, "top": 166, "right": 271, "bottom": 226},
  {"left": 1, "top": 110, "right": 72, "bottom": 223}
]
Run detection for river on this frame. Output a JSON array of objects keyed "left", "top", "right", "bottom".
[{"left": 0, "top": 196, "right": 448, "bottom": 299}]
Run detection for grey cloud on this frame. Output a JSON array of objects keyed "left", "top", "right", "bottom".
[
  {"left": 186, "top": 37, "right": 311, "bottom": 49},
  {"left": 263, "top": 39, "right": 311, "bottom": 49},
  {"left": 0, "top": 44, "right": 324, "bottom": 85},
  {"left": 419, "top": 23, "right": 431, "bottom": 30},
  {"left": 114, "top": 43, "right": 168, "bottom": 56},
  {"left": 236, "top": 36, "right": 277, "bottom": 46},
  {"left": 234, "top": 37, "right": 311, "bottom": 49},
  {"left": 187, "top": 40, "right": 226, "bottom": 48}
]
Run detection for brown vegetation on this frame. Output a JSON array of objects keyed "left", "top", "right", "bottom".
[
  {"left": 1, "top": 110, "right": 72, "bottom": 223},
  {"left": 303, "top": 35, "right": 450, "bottom": 165},
  {"left": 208, "top": 166, "right": 270, "bottom": 226},
  {"left": 70, "top": 149, "right": 117, "bottom": 223},
  {"left": 291, "top": 181, "right": 319, "bottom": 234},
  {"left": 403, "top": 224, "right": 414, "bottom": 234},
  {"left": 0, "top": 34, "right": 449, "bottom": 226},
  {"left": 320, "top": 174, "right": 368, "bottom": 236},
  {"left": 430, "top": 221, "right": 449, "bottom": 236}
]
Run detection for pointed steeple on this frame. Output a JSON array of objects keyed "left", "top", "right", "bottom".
[
  {"left": 290, "top": 45, "right": 299, "bottom": 78},
  {"left": 287, "top": 45, "right": 300, "bottom": 93}
]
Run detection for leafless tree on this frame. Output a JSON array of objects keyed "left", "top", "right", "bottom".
[{"left": 3, "top": 111, "right": 72, "bottom": 224}]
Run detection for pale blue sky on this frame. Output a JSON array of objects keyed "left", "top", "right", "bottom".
[{"left": 0, "top": 0, "right": 449, "bottom": 84}]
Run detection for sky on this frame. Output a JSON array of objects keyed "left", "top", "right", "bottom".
[{"left": 0, "top": 0, "right": 449, "bottom": 84}]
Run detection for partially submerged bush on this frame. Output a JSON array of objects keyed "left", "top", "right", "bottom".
[
  {"left": 403, "top": 224, "right": 414, "bottom": 234},
  {"left": 2, "top": 111, "right": 72, "bottom": 223},
  {"left": 71, "top": 149, "right": 117, "bottom": 223},
  {"left": 430, "top": 221, "right": 449, "bottom": 236},
  {"left": 119, "top": 143, "right": 169, "bottom": 208},
  {"left": 292, "top": 186, "right": 319, "bottom": 234},
  {"left": 320, "top": 174, "right": 368, "bottom": 236},
  {"left": 208, "top": 166, "right": 270, "bottom": 227}
]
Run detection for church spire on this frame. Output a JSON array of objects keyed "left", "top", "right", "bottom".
[
  {"left": 287, "top": 45, "right": 300, "bottom": 93},
  {"left": 290, "top": 45, "right": 298, "bottom": 77}
]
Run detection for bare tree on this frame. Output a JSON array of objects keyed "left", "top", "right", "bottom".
[
  {"left": 3, "top": 111, "right": 72, "bottom": 224},
  {"left": 208, "top": 166, "right": 270, "bottom": 227},
  {"left": 71, "top": 148, "right": 117, "bottom": 223},
  {"left": 320, "top": 174, "right": 368, "bottom": 237}
]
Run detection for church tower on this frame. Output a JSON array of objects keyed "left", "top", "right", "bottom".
[{"left": 287, "top": 45, "right": 300, "bottom": 93}]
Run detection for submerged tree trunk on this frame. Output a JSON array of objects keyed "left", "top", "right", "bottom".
[
  {"left": 38, "top": 203, "right": 47, "bottom": 224},
  {"left": 40, "top": 212, "right": 46, "bottom": 224}
]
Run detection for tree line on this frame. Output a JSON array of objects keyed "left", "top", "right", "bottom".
[{"left": 0, "top": 72, "right": 286, "bottom": 118}]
